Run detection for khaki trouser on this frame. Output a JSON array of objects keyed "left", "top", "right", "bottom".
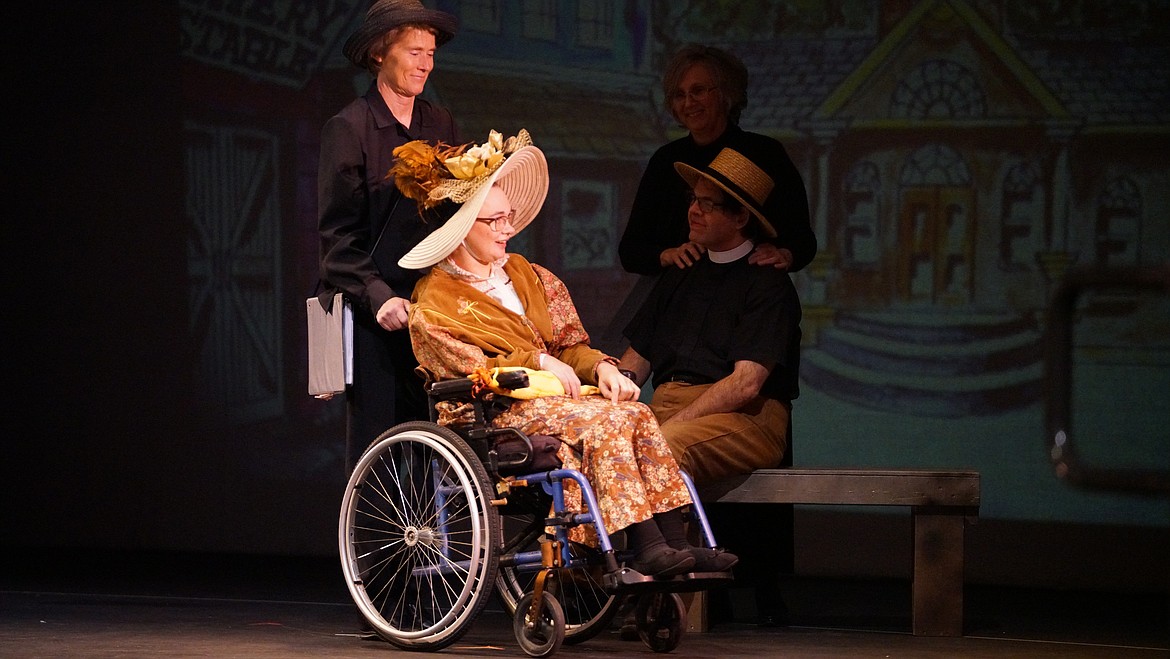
[{"left": 650, "top": 382, "right": 790, "bottom": 486}]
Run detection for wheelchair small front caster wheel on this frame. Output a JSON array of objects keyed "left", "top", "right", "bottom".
[
  {"left": 513, "top": 591, "right": 565, "bottom": 657},
  {"left": 635, "top": 591, "right": 686, "bottom": 653}
]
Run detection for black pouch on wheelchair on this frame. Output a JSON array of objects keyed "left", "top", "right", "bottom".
[{"left": 494, "top": 434, "right": 562, "bottom": 473}]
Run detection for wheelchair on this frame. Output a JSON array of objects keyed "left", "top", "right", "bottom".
[{"left": 338, "top": 370, "right": 733, "bottom": 656}]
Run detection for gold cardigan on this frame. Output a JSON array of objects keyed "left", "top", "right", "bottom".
[{"left": 408, "top": 254, "right": 612, "bottom": 384}]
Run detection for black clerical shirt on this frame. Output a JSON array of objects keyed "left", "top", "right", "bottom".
[{"left": 624, "top": 253, "right": 802, "bottom": 401}]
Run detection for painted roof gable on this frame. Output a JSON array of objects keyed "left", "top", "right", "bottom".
[
  {"left": 734, "top": 0, "right": 1168, "bottom": 134},
  {"left": 817, "top": 0, "right": 1068, "bottom": 123}
]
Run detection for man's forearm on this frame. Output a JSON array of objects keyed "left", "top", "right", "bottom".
[{"left": 664, "top": 361, "right": 769, "bottom": 424}]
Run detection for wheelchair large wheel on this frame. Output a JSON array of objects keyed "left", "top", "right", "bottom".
[
  {"left": 339, "top": 421, "right": 501, "bottom": 651},
  {"left": 496, "top": 506, "right": 621, "bottom": 645}
]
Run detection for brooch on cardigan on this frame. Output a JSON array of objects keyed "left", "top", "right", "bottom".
[{"left": 457, "top": 298, "right": 492, "bottom": 323}]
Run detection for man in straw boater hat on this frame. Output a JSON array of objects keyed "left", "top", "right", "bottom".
[
  {"left": 317, "top": 0, "right": 461, "bottom": 473},
  {"left": 619, "top": 144, "right": 802, "bottom": 621},
  {"left": 392, "top": 129, "right": 739, "bottom": 577}
]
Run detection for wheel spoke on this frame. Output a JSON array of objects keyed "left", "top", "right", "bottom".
[{"left": 340, "top": 423, "right": 501, "bottom": 650}]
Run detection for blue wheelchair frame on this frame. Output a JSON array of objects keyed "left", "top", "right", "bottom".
[{"left": 339, "top": 371, "right": 731, "bottom": 656}]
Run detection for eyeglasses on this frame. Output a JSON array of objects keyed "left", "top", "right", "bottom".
[
  {"left": 685, "top": 192, "right": 726, "bottom": 214},
  {"left": 669, "top": 84, "right": 718, "bottom": 104},
  {"left": 474, "top": 211, "right": 516, "bottom": 231}
]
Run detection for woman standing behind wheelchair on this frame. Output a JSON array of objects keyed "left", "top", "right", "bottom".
[{"left": 390, "top": 129, "right": 737, "bottom": 577}]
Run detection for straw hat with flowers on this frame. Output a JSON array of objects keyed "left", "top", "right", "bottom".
[{"left": 392, "top": 129, "right": 549, "bottom": 269}]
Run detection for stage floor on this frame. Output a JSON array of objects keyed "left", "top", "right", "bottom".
[{"left": 1, "top": 550, "right": 1166, "bottom": 658}]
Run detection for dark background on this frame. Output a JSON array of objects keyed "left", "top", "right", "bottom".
[{"left": 2, "top": 0, "right": 1166, "bottom": 599}]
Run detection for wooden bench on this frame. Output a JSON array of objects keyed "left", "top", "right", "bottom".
[{"left": 692, "top": 468, "right": 981, "bottom": 637}]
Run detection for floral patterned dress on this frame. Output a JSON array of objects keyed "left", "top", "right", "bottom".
[{"left": 408, "top": 254, "right": 692, "bottom": 542}]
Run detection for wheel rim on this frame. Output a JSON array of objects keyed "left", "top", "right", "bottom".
[{"left": 340, "top": 427, "right": 495, "bottom": 645}]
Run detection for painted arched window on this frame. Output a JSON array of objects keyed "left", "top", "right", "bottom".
[
  {"left": 999, "top": 162, "right": 1044, "bottom": 271},
  {"left": 891, "top": 59, "right": 986, "bottom": 120},
  {"left": 843, "top": 161, "right": 881, "bottom": 267},
  {"left": 899, "top": 144, "right": 971, "bottom": 187},
  {"left": 1096, "top": 177, "right": 1142, "bottom": 265}
]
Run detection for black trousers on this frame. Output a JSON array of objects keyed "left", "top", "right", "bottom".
[{"left": 344, "top": 313, "right": 429, "bottom": 474}]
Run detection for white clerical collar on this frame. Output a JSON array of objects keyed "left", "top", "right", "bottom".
[{"left": 707, "top": 240, "right": 754, "bottom": 264}]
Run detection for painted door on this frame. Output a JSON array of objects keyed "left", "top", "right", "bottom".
[{"left": 897, "top": 187, "right": 975, "bottom": 305}]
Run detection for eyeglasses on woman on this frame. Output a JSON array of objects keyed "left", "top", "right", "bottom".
[
  {"left": 669, "top": 84, "right": 718, "bottom": 104},
  {"left": 474, "top": 210, "right": 516, "bottom": 231}
]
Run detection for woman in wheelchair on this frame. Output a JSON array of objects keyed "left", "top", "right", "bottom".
[{"left": 390, "top": 129, "right": 738, "bottom": 577}]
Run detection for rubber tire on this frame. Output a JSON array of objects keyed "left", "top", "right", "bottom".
[
  {"left": 514, "top": 590, "right": 566, "bottom": 657},
  {"left": 339, "top": 421, "right": 501, "bottom": 651},
  {"left": 636, "top": 591, "right": 686, "bottom": 653}
]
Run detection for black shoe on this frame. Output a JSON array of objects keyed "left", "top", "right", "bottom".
[
  {"left": 687, "top": 546, "right": 739, "bottom": 572},
  {"left": 619, "top": 611, "right": 639, "bottom": 641},
  {"left": 630, "top": 546, "right": 695, "bottom": 577},
  {"left": 614, "top": 596, "right": 640, "bottom": 641}
]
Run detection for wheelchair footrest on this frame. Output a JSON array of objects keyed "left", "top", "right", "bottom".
[{"left": 604, "top": 568, "right": 735, "bottom": 594}]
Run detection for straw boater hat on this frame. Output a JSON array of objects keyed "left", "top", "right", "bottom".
[
  {"left": 396, "top": 130, "right": 549, "bottom": 269},
  {"left": 674, "top": 148, "right": 777, "bottom": 238},
  {"left": 343, "top": 0, "right": 459, "bottom": 68}
]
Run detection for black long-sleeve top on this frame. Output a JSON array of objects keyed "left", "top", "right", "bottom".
[
  {"left": 317, "top": 82, "right": 460, "bottom": 314},
  {"left": 619, "top": 125, "right": 816, "bottom": 276}
]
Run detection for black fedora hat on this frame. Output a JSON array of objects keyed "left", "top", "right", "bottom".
[{"left": 343, "top": 0, "right": 458, "bottom": 68}]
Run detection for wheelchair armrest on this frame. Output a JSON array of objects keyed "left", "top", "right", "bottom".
[
  {"left": 426, "top": 370, "right": 529, "bottom": 402},
  {"left": 428, "top": 378, "right": 474, "bottom": 399}
]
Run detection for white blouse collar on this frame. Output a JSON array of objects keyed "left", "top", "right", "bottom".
[{"left": 438, "top": 256, "right": 524, "bottom": 316}]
